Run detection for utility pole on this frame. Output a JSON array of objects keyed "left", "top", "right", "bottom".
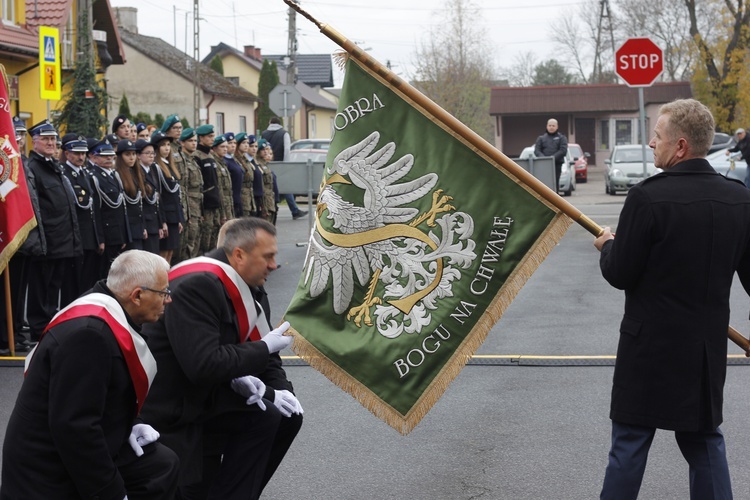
[
  {"left": 593, "top": 0, "right": 615, "bottom": 83},
  {"left": 193, "top": 0, "right": 200, "bottom": 127},
  {"left": 285, "top": 4, "right": 297, "bottom": 137}
]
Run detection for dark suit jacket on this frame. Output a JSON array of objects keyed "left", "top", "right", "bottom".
[
  {"left": 0, "top": 283, "right": 139, "bottom": 499},
  {"left": 90, "top": 165, "right": 130, "bottom": 246},
  {"left": 600, "top": 158, "right": 750, "bottom": 431},
  {"left": 141, "top": 164, "right": 162, "bottom": 235},
  {"left": 62, "top": 162, "right": 103, "bottom": 250},
  {"left": 140, "top": 249, "right": 293, "bottom": 481}
]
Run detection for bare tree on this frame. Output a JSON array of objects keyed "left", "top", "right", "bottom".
[
  {"left": 685, "top": 0, "right": 750, "bottom": 129},
  {"left": 412, "top": 0, "right": 495, "bottom": 140},
  {"left": 551, "top": 14, "right": 590, "bottom": 83},
  {"left": 499, "top": 51, "right": 537, "bottom": 87}
]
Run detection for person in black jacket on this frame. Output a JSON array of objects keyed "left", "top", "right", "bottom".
[
  {"left": 89, "top": 138, "right": 131, "bottom": 278},
  {"left": 24, "top": 120, "right": 82, "bottom": 344},
  {"left": 135, "top": 139, "right": 162, "bottom": 255},
  {"left": 60, "top": 134, "right": 104, "bottom": 305},
  {"left": 534, "top": 118, "right": 568, "bottom": 191},
  {"left": 140, "top": 217, "right": 302, "bottom": 500},
  {"left": 595, "top": 99, "right": 750, "bottom": 499},
  {"left": 1, "top": 250, "right": 179, "bottom": 499}
]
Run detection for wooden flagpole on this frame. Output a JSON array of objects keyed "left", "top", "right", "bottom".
[
  {"left": 281, "top": 0, "right": 750, "bottom": 352},
  {"left": 4, "top": 269, "right": 14, "bottom": 356}
]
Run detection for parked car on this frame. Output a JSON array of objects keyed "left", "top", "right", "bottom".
[
  {"left": 707, "top": 148, "right": 747, "bottom": 184},
  {"left": 603, "top": 145, "right": 658, "bottom": 195},
  {"left": 708, "top": 132, "right": 736, "bottom": 155},
  {"left": 287, "top": 148, "right": 328, "bottom": 201},
  {"left": 519, "top": 145, "right": 576, "bottom": 196},
  {"left": 290, "top": 138, "right": 331, "bottom": 151},
  {"left": 568, "top": 143, "right": 590, "bottom": 183}
]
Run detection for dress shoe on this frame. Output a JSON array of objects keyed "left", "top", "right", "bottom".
[{"left": 292, "top": 210, "right": 308, "bottom": 220}]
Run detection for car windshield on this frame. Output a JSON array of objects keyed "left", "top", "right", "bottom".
[
  {"left": 613, "top": 148, "right": 654, "bottom": 163},
  {"left": 569, "top": 145, "right": 582, "bottom": 158}
]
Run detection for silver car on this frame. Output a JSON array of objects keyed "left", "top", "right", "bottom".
[
  {"left": 604, "top": 145, "right": 658, "bottom": 195},
  {"left": 706, "top": 148, "right": 747, "bottom": 185},
  {"left": 519, "top": 146, "right": 576, "bottom": 196}
]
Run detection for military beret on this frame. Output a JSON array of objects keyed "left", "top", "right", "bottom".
[
  {"left": 136, "top": 122, "right": 148, "bottom": 134},
  {"left": 224, "top": 132, "right": 235, "bottom": 142},
  {"left": 105, "top": 133, "right": 119, "bottom": 146},
  {"left": 134, "top": 139, "right": 152, "bottom": 153},
  {"left": 116, "top": 140, "right": 137, "bottom": 154},
  {"left": 235, "top": 132, "right": 247, "bottom": 144},
  {"left": 12, "top": 116, "right": 26, "bottom": 133},
  {"left": 92, "top": 139, "right": 115, "bottom": 156},
  {"left": 150, "top": 130, "right": 172, "bottom": 146},
  {"left": 29, "top": 119, "right": 57, "bottom": 137},
  {"left": 86, "top": 137, "right": 99, "bottom": 151},
  {"left": 180, "top": 127, "right": 196, "bottom": 142},
  {"left": 247, "top": 134, "right": 256, "bottom": 145},
  {"left": 257, "top": 138, "right": 271, "bottom": 150},
  {"left": 161, "top": 114, "right": 180, "bottom": 133},
  {"left": 195, "top": 124, "right": 214, "bottom": 136},
  {"left": 112, "top": 114, "right": 128, "bottom": 133},
  {"left": 212, "top": 134, "right": 227, "bottom": 148}
]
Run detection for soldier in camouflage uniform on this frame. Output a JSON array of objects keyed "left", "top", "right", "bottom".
[
  {"left": 211, "top": 134, "right": 234, "bottom": 223},
  {"left": 194, "top": 125, "right": 222, "bottom": 253},
  {"left": 256, "top": 139, "right": 277, "bottom": 224},
  {"left": 233, "top": 132, "right": 256, "bottom": 216},
  {"left": 175, "top": 128, "right": 203, "bottom": 260}
]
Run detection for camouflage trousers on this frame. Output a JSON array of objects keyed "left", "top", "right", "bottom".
[
  {"left": 177, "top": 215, "right": 203, "bottom": 261},
  {"left": 201, "top": 208, "right": 222, "bottom": 253}
]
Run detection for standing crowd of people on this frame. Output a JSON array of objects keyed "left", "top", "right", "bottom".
[
  {"left": 0, "top": 113, "right": 305, "bottom": 354},
  {"left": 0, "top": 113, "right": 306, "bottom": 499}
]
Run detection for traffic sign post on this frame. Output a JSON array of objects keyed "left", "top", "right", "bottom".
[
  {"left": 615, "top": 38, "right": 663, "bottom": 177},
  {"left": 38, "top": 26, "right": 61, "bottom": 101}
]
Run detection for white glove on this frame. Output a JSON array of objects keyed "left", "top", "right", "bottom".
[
  {"left": 230, "top": 375, "right": 267, "bottom": 411},
  {"left": 261, "top": 321, "right": 293, "bottom": 353},
  {"left": 128, "top": 423, "right": 160, "bottom": 457},
  {"left": 273, "top": 389, "right": 304, "bottom": 417}
]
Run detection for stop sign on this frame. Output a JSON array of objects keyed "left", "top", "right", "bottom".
[{"left": 615, "top": 38, "right": 663, "bottom": 87}]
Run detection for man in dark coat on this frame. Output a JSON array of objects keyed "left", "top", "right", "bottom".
[
  {"left": 60, "top": 134, "right": 104, "bottom": 304},
  {"left": 1, "top": 250, "right": 179, "bottom": 499},
  {"left": 726, "top": 127, "right": 750, "bottom": 161},
  {"left": 594, "top": 99, "right": 750, "bottom": 499},
  {"left": 534, "top": 118, "right": 568, "bottom": 191},
  {"left": 25, "top": 120, "right": 82, "bottom": 344},
  {"left": 140, "top": 217, "right": 302, "bottom": 499}
]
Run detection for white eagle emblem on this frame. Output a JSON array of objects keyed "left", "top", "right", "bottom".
[{"left": 303, "top": 132, "right": 477, "bottom": 338}]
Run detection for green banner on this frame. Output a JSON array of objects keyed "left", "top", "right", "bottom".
[{"left": 284, "top": 57, "right": 571, "bottom": 434}]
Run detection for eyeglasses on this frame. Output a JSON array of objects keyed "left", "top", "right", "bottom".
[
  {"left": 140, "top": 151, "right": 156, "bottom": 156},
  {"left": 140, "top": 286, "right": 172, "bottom": 300}
]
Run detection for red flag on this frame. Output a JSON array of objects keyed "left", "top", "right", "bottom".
[{"left": 0, "top": 65, "right": 36, "bottom": 273}]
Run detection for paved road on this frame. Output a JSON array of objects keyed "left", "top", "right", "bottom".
[{"left": 3, "top": 170, "right": 750, "bottom": 499}]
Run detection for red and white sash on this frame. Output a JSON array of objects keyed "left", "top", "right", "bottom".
[
  {"left": 25, "top": 293, "right": 157, "bottom": 413},
  {"left": 169, "top": 257, "right": 271, "bottom": 342}
]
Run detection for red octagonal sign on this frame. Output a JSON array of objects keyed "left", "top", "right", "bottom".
[{"left": 615, "top": 37, "right": 663, "bottom": 87}]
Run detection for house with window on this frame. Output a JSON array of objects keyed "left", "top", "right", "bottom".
[
  {"left": 108, "top": 8, "right": 257, "bottom": 132},
  {"left": 0, "top": 0, "right": 124, "bottom": 130},
  {"left": 490, "top": 82, "right": 692, "bottom": 166},
  {"left": 202, "top": 43, "right": 337, "bottom": 140}
]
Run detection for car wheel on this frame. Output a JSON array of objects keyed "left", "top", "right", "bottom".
[
  {"left": 609, "top": 185, "right": 617, "bottom": 196},
  {"left": 605, "top": 182, "right": 609, "bottom": 194},
  {"left": 563, "top": 184, "right": 572, "bottom": 197}
]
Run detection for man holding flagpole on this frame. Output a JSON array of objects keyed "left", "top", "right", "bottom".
[
  {"left": 140, "top": 217, "right": 302, "bottom": 499},
  {"left": 595, "top": 99, "right": 750, "bottom": 499},
  {"left": 1, "top": 250, "right": 179, "bottom": 499}
]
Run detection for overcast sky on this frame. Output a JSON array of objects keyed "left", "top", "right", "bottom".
[{"left": 109, "top": 0, "right": 586, "bottom": 86}]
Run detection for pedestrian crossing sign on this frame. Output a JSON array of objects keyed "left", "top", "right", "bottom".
[{"left": 38, "top": 26, "right": 60, "bottom": 100}]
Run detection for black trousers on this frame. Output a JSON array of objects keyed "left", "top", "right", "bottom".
[
  {"left": 61, "top": 249, "right": 101, "bottom": 307},
  {"left": 116, "top": 441, "right": 180, "bottom": 500},
  {"left": 178, "top": 402, "right": 303, "bottom": 500},
  {"left": 26, "top": 257, "right": 69, "bottom": 341},
  {"left": 0, "top": 253, "right": 30, "bottom": 347}
]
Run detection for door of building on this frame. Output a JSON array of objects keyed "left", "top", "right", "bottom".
[{"left": 574, "top": 118, "right": 596, "bottom": 165}]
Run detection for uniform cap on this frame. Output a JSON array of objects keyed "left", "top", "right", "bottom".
[
  {"left": 112, "top": 114, "right": 129, "bottom": 133},
  {"left": 29, "top": 119, "right": 57, "bottom": 137},
  {"left": 212, "top": 134, "right": 227, "bottom": 147},
  {"left": 195, "top": 124, "right": 214, "bottom": 136},
  {"left": 160, "top": 114, "right": 181, "bottom": 133},
  {"left": 92, "top": 139, "right": 116, "bottom": 156},
  {"left": 179, "top": 127, "right": 196, "bottom": 142},
  {"left": 117, "top": 140, "right": 137, "bottom": 153}
]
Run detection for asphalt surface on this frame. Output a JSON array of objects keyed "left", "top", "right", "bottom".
[{"left": 3, "top": 166, "right": 750, "bottom": 499}]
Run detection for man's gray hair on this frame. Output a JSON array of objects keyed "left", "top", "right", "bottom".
[
  {"left": 658, "top": 99, "right": 715, "bottom": 157},
  {"left": 107, "top": 250, "right": 170, "bottom": 297},
  {"left": 220, "top": 217, "right": 276, "bottom": 254}
]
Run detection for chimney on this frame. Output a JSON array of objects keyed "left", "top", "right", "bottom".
[
  {"left": 243, "top": 45, "right": 262, "bottom": 61},
  {"left": 115, "top": 7, "right": 138, "bottom": 34}
]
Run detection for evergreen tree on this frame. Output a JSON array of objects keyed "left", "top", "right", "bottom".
[
  {"left": 118, "top": 94, "right": 131, "bottom": 119},
  {"left": 209, "top": 56, "right": 224, "bottom": 76},
  {"left": 154, "top": 114, "right": 165, "bottom": 129},
  {"left": 258, "top": 59, "right": 280, "bottom": 130},
  {"left": 132, "top": 112, "right": 153, "bottom": 126},
  {"left": 54, "top": 2, "right": 107, "bottom": 137}
]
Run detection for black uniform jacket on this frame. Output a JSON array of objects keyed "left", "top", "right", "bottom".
[
  {"left": 89, "top": 165, "right": 131, "bottom": 246},
  {"left": 62, "top": 162, "right": 103, "bottom": 250},
  {"left": 1, "top": 282, "right": 141, "bottom": 500},
  {"left": 139, "top": 249, "right": 293, "bottom": 480},
  {"left": 141, "top": 164, "right": 162, "bottom": 235},
  {"left": 27, "top": 151, "right": 81, "bottom": 258},
  {"left": 600, "top": 158, "right": 750, "bottom": 431}
]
